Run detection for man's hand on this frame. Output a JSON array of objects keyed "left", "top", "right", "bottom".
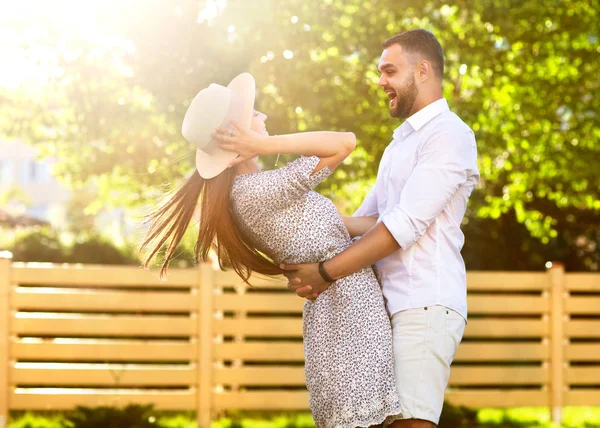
[{"left": 280, "top": 263, "right": 330, "bottom": 300}]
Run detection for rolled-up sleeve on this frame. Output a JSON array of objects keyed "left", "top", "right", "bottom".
[{"left": 381, "top": 125, "right": 478, "bottom": 251}]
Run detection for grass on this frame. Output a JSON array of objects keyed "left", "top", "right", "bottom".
[
  {"left": 476, "top": 407, "right": 600, "bottom": 428},
  {"left": 7, "top": 407, "right": 600, "bottom": 428}
]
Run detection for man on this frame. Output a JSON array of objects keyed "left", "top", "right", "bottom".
[{"left": 281, "top": 29, "right": 480, "bottom": 427}]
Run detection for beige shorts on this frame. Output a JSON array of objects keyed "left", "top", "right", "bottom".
[{"left": 391, "top": 305, "right": 466, "bottom": 424}]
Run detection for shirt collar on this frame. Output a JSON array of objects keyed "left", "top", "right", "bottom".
[{"left": 393, "top": 98, "right": 449, "bottom": 139}]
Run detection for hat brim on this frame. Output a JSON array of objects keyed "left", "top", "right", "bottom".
[{"left": 195, "top": 73, "right": 256, "bottom": 179}]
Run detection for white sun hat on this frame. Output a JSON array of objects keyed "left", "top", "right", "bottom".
[{"left": 181, "top": 72, "right": 256, "bottom": 179}]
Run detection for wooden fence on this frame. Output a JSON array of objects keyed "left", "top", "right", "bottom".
[{"left": 0, "top": 255, "right": 599, "bottom": 427}]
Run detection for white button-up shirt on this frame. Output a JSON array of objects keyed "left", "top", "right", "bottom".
[{"left": 354, "top": 98, "right": 479, "bottom": 320}]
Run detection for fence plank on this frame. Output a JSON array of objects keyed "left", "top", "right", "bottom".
[
  {"left": 565, "top": 390, "right": 600, "bottom": 406},
  {"left": 566, "top": 343, "right": 600, "bottom": 362},
  {"left": 567, "top": 320, "right": 600, "bottom": 338},
  {"left": 11, "top": 364, "right": 195, "bottom": 386},
  {"left": 0, "top": 256, "right": 11, "bottom": 428},
  {"left": 198, "top": 264, "right": 213, "bottom": 428},
  {"left": 446, "top": 390, "right": 549, "bottom": 407},
  {"left": 10, "top": 390, "right": 194, "bottom": 410},
  {"left": 464, "top": 319, "right": 549, "bottom": 338},
  {"left": 214, "top": 367, "right": 305, "bottom": 386},
  {"left": 466, "top": 272, "right": 548, "bottom": 291},
  {"left": 455, "top": 342, "right": 549, "bottom": 361},
  {"left": 214, "top": 294, "right": 304, "bottom": 312},
  {"left": 565, "top": 273, "right": 600, "bottom": 291},
  {"left": 549, "top": 263, "right": 566, "bottom": 426},
  {"left": 12, "top": 264, "right": 196, "bottom": 288},
  {"left": 468, "top": 295, "right": 549, "bottom": 314},
  {"left": 11, "top": 339, "right": 195, "bottom": 361},
  {"left": 11, "top": 289, "right": 196, "bottom": 312},
  {"left": 565, "top": 296, "right": 600, "bottom": 314},
  {"left": 214, "top": 342, "right": 304, "bottom": 361},
  {"left": 449, "top": 366, "right": 549, "bottom": 385},
  {"left": 215, "top": 271, "right": 286, "bottom": 289},
  {"left": 214, "top": 391, "right": 309, "bottom": 410},
  {"left": 216, "top": 342, "right": 551, "bottom": 363},
  {"left": 566, "top": 367, "right": 600, "bottom": 385},
  {"left": 13, "top": 316, "right": 195, "bottom": 337},
  {"left": 214, "top": 389, "right": 551, "bottom": 410},
  {"left": 214, "top": 318, "right": 303, "bottom": 337}
]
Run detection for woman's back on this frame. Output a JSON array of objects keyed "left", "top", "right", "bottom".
[{"left": 231, "top": 156, "right": 350, "bottom": 265}]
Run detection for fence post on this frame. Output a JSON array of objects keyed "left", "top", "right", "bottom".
[
  {"left": 197, "top": 263, "right": 214, "bottom": 428},
  {"left": 548, "top": 262, "right": 566, "bottom": 425},
  {"left": 0, "top": 253, "right": 12, "bottom": 428}
]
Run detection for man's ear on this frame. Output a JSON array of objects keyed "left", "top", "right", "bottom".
[{"left": 417, "top": 60, "right": 433, "bottom": 82}]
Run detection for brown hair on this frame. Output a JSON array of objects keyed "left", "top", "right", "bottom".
[
  {"left": 382, "top": 29, "right": 445, "bottom": 78},
  {"left": 139, "top": 167, "right": 283, "bottom": 282}
]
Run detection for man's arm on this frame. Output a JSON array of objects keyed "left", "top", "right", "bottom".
[
  {"left": 284, "top": 125, "right": 478, "bottom": 296},
  {"left": 323, "top": 221, "right": 399, "bottom": 280}
]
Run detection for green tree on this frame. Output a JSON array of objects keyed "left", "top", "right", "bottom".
[{"left": 1, "top": 0, "right": 598, "bottom": 270}]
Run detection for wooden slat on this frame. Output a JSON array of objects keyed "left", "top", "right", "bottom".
[
  {"left": 566, "top": 390, "right": 600, "bottom": 406},
  {"left": 11, "top": 364, "right": 195, "bottom": 386},
  {"left": 449, "top": 366, "right": 548, "bottom": 385},
  {"left": 210, "top": 342, "right": 550, "bottom": 363},
  {"left": 214, "top": 294, "right": 304, "bottom": 312},
  {"left": 214, "top": 342, "right": 304, "bottom": 361},
  {"left": 566, "top": 367, "right": 600, "bottom": 385},
  {"left": 216, "top": 318, "right": 549, "bottom": 339},
  {"left": 565, "top": 296, "right": 600, "bottom": 314},
  {"left": 464, "top": 319, "right": 549, "bottom": 338},
  {"left": 445, "top": 390, "right": 548, "bottom": 407},
  {"left": 10, "top": 390, "right": 194, "bottom": 410},
  {"left": 468, "top": 295, "right": 549, "bottom": 315},
  {"left": 214, "top": 391, "right": 309, "bottom": 410},
  {"left": 567, "top": 320, "right": 600, "bottom": 338},
  {"left": 214, "top": 367, "right": 305, "bottom": 386},
  {"left": 215, "top": 389, "right": 551, "bottom": 410},
  {"left": 12, "top": 289, "right": 196, "bottom": 312},
  {"left": 215, "top": 271, "right": 286, "bottom": 289},
  {"left": 13, "top": 316, "right": 195, "bottom": 337},
  {"left": 214, "top": 318, "right": 302, "bottom": 337},
  {"left": 456, "top": 342, "right": 549, "bottom": 361},
  {"left": 12, "top": 264, "right": 197, "bottom": 288},
  {"left": 466, "top": 272, "right": 548, "bottom": 291},
  {"left": 566, "top": 343, "right": 600, "bottom": 362},
  {"left": 11, "top": 339, "right": 195, "bottom": 362},
  {"left": 0, "top": 257, "right": 10, "bottom": 419},
  {"left": 565, "top": 273, "right": 600, "bottom": 291}
]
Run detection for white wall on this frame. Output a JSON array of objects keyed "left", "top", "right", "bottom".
[{"left": 0, "top": 141, "right": 70, "bottom": 228}]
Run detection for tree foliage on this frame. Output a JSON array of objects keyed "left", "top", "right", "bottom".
[{"left": 1, "top": 0, "right": 598, "bottom": 269}]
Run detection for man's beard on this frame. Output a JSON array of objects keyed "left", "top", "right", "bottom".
[{"left": 389, "top": 75, "right": 418, "bottom": 119}]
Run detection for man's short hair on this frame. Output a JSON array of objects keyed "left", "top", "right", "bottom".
[{"left": 382, "top": 29, "right": 444, "bottom": 78}]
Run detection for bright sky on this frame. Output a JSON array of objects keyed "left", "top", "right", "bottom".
[{"left": 0, "top": 0, "right": 227, "bottom": 90}]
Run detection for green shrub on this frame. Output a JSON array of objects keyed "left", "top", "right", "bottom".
[
  {"left": 438, "top": 402, "right": 480, "bottom": 427},
  {"left": 69, "top": 235, "right": 137, "bottom": 265},
  {"left": 11, "top": 227, "right": 65, "bottom": 263},
  {"left": 8, "top": 412, "right": 69, "bottom": 428},
  {"left": 62, "top": 404, "right": 165, "bottom": 428}
]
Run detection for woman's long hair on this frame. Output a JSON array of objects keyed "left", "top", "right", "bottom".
[{"left": 139, "top": 167, "right": 283, "bottom": 282}]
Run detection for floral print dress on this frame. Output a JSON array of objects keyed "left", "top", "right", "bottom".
[{"left": 230, "top": 156, "right": 401, "bottom": 428}]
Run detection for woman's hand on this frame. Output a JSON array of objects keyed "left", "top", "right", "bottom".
[{"left": 212, "top": 121, "right": 268, "bottom": 168}]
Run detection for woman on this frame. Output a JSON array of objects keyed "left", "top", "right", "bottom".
[{"left": 140, "top": 73, "right": 401, "bottom": 428}]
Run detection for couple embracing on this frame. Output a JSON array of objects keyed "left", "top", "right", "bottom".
[{"left": 141, "top": 29, "right": 480, "bottom": 428}]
